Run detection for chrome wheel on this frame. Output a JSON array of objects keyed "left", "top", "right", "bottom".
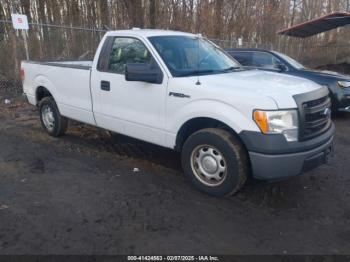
[
  {"left": 190, "top": 145, "right": 227, "bottom": 187},
  {"left": 41, "top": 105, "right": 55, "bottom": 131}
]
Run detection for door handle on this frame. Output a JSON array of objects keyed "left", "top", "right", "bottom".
[{"left": 101, "top": 80, "right": 110, "bottom": 91}]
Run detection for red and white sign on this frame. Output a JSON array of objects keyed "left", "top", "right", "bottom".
[{"left": 11, "top": 14, "right": 29, "bottom": 30}]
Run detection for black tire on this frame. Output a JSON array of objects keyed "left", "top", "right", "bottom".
[
  {"left": 181, "top": 128, "right": 249, "bottom": 197},
  {"left": 38, "top": 96, "right": 68, "bottom": 137}
]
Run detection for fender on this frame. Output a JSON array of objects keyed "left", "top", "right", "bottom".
[
  {"left": 34, "top": 73, "right": 96, "bottom": 126},
  {"left": 33, "top": 74, "right": 59, "bottom": 105},
  {"left": 165, "top": 99, "right": 261, "bottom": 148}
]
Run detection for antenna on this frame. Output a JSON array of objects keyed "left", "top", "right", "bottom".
[
  {"left": 195, "top": 8, "right": 202, "bottom": 86},
  {"left": 195, "top": 33, "right": 202, "bottom": 85}
]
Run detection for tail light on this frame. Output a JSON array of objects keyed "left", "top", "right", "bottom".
[{"left": 20, "top": 68, "right": 25, "bottom": 82}]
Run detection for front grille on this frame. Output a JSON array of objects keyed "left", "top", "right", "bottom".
[
  {"left": 303, "top": 96, "right": 328, "bottom": 108},
  {"left": 293, "top": 87, "right": 331, "bottom": 141},
  {"left": 301, "top": 95, "right": 331, "bottom": 140}
]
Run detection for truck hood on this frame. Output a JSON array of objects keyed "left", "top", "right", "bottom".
[{"left": 198, "top": 69, "right": 323, "bottom": 108}]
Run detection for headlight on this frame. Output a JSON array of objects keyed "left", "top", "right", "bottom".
[
  {"left": 337, "top": 81, "right": 350, "bottom": 88},
  {"left": 253, "top": 110, "right": 299, "bottom": 142}
]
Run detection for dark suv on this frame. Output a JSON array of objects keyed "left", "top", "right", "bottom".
[{"left": 225, "top": 48, "right": 350, "bottom": 112}]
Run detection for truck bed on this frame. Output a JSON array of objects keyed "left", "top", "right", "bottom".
[
  {"left": 24, "top": 60, "right": 92, "bottom": 70},
  {"left": 21, "top": 60, "right": 95, "bottom": 125}
]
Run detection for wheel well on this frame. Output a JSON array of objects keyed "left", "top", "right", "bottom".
[
  {"left": 36, "top": 86, "right": 52, "bottom": 104},
  {"left": 175, "top": 117, "right": 243, "bottom": 151}
]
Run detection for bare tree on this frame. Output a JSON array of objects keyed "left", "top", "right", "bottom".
[
  {"left": 214, "top": 0, "right": 223, "bottom": 39},
  {"left": 149, "top": 0, "right": 157, "bottom": 28},
  {"left": 123, "top": 0, "right": 144, "bottom": 28}
]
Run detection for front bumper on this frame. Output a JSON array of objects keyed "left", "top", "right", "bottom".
[
  {"left": 240, "top": 123, "right": 335, "bottom": 180},
  {"left": 338, "top": 106, "right": 350, "bottom": 112},
  {"left": 249, "top": 136, "right": 333, "bottom": 180}
]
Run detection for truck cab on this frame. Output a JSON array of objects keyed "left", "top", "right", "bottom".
[{"left": 22, "top": 29, "right": 334, "bottom": 196}]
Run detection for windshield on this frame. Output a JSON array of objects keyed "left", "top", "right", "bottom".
[
  {"left": 273, "top": 51, "right": 305, "bottom": 70},
  {"left": 148, "top": 36, "right": 241, "bottom": 77}
]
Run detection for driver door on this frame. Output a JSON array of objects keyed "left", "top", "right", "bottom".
[{"left": 91, "top": 36, "right": 168, "bottom": 146}]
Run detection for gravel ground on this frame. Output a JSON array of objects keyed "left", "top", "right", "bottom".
[{"left": 0, "top": 91, "right": 349, "bottom": 255}]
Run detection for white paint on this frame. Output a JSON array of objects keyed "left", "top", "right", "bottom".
[{"left": 21, "top": 29, "right": 324, "bottom": 150}]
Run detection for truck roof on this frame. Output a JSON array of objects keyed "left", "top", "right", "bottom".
[{"left": 105, "top": 28, "right": 196, "bottom": 38}]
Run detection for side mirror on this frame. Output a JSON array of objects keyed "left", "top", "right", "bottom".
[
  {"left": 275, "top": 63, "right": 288, "bottom": 72},
  {"left": 125, "top": 63, "right": 163, "bottom": 84}
]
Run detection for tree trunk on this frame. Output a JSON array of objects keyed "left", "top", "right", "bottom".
[
  {"left": 123, "top": 0, "right": 144, "bottom": 28},
  {"left": 214, "top": 0, "right": 223, "bottom": 39},
  {"left": 149, "top": 0, "right": 156, "bottom": 28},
  {"left": 290, "top": 0, "right": 297, "bottom": 26},
  {"left": 99, "top": 0, "right": 109, "bottom": 28},
  {"left": 20, "top": 0, "right": 31, "bottom": 20}
]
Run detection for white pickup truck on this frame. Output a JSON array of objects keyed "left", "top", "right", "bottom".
[{"left": 22, "top": 29, "right": 334, "bottom": 196}]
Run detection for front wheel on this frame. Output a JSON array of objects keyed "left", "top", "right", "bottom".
[
  {"left": 39, "top": 97, "right": 68, "bottom": 137},
  {"left": 181, "top": 128, "right": 249, "bottom": 197}
]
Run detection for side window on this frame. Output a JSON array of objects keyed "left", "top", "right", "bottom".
[
  {"left": 107, "top": 37, "right": 152, "bottom": 74},
  {"left": 251, "top": 52, "right": 281, "bottom": 69},
  {"left": 229, "top": 52, "right": 252, "bottom": 66}
]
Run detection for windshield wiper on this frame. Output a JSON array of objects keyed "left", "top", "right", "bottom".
[
  {"left": 177, "top": 69, "right": 218, "bottom": 77},
  {"left": 176, "top": 66, "right": 242, "bottom": 77},
  {"left": 220, "top": 66, "right": 241, "bottom": 72}
]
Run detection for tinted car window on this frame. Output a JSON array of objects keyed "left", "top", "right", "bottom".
[
  {"left": 251, "top": 52, "right": 281, "bottom": 69},
  {"left": 108, "top": 37, "right": 152, "bottom": 74},
  {"left": 273, "top": 51, "right": 305, "bottom": 69},
  {"left": 227, "top": 51, "right": 252, "bottom": 66}
]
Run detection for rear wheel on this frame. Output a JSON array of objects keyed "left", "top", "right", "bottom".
[
  {"left": 39, "top": 97, "right": 68, "bottom": 137},
  {"left": 181, "top": 128, "right": 249, "bottom": 197}
]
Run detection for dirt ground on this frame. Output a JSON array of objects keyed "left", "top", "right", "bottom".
[{"left": 0, "top": 91, "right": 349, "bottom": 255}]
